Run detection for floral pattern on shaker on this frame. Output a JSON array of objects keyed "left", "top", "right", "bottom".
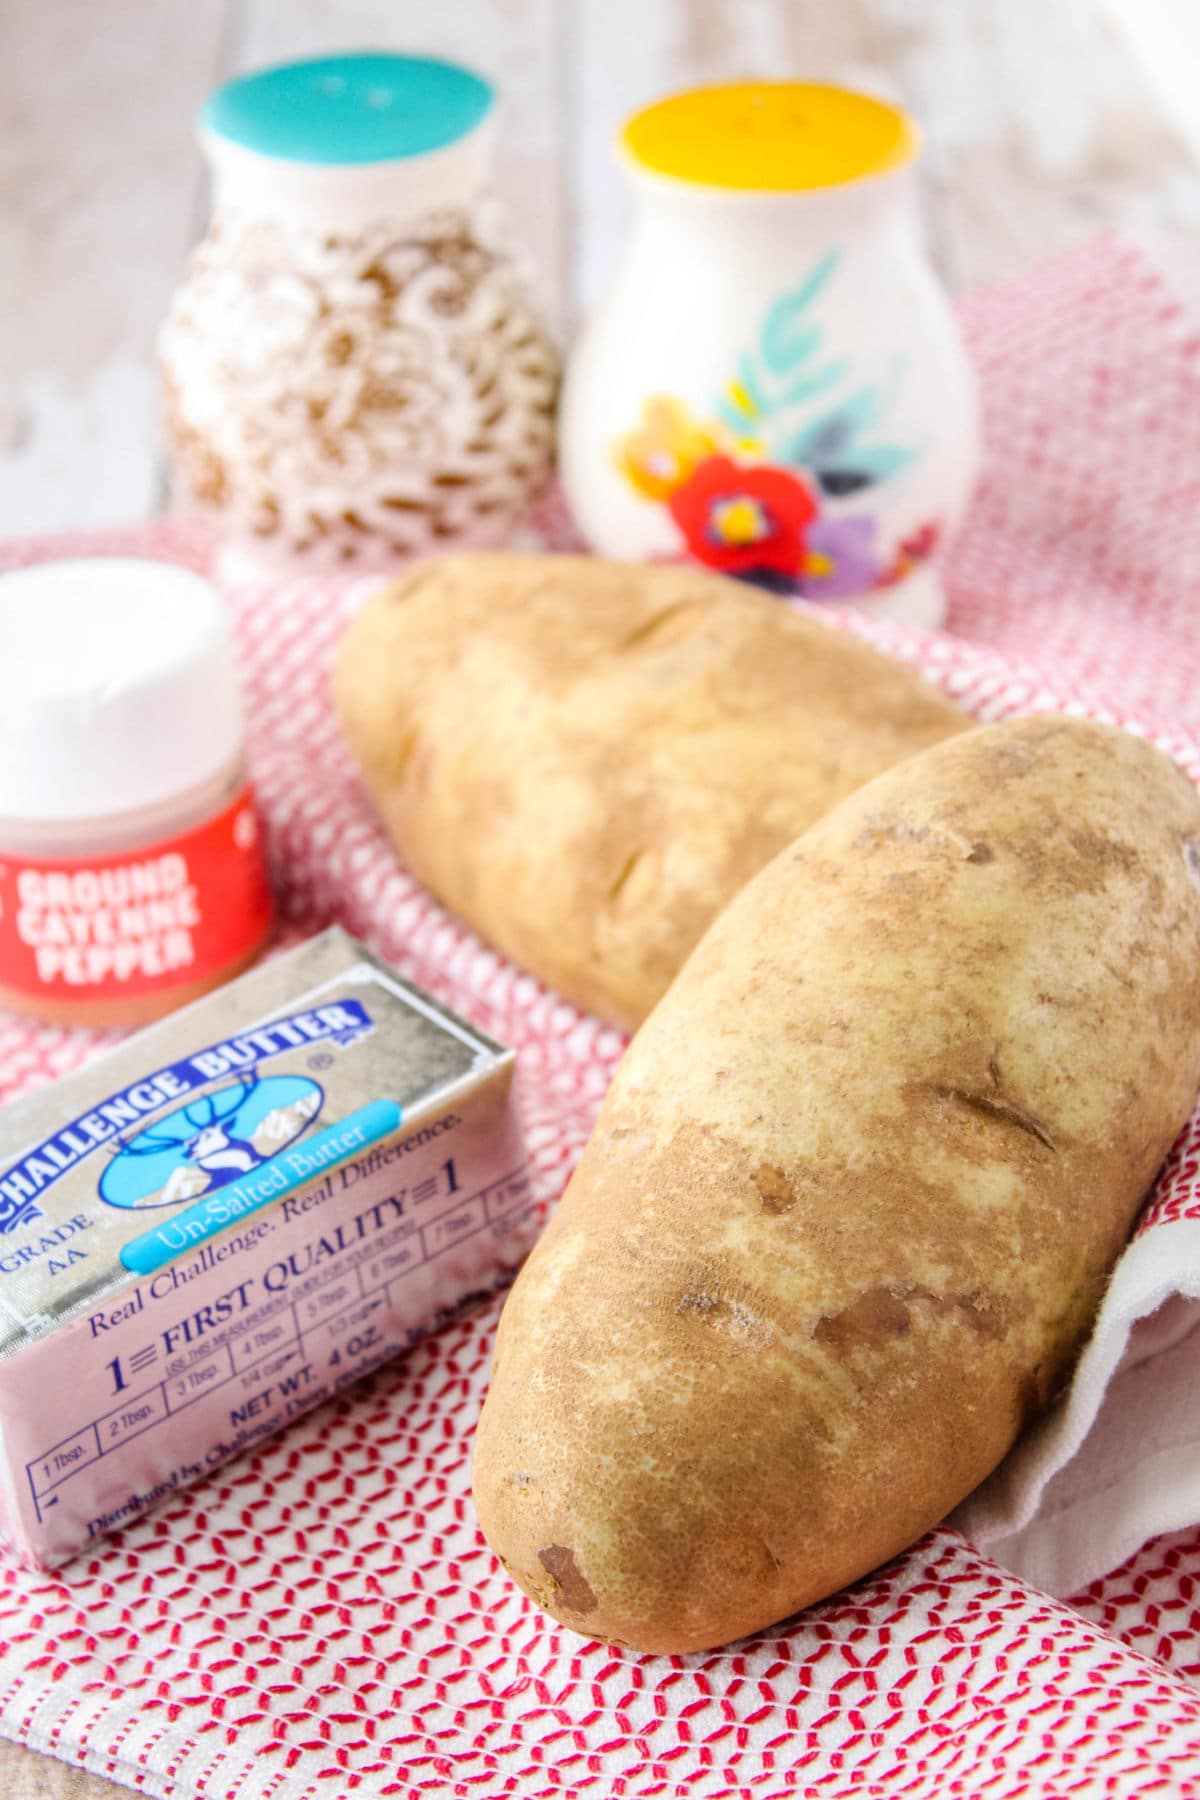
[
  {"left": 617, "top": 397, "right": 723, "bottom": 502},
  {"left": 613, "top": 247, "right": 942, "bottom": 600},
  {"left": 797, "top": 514, "right": 880, "bottom": 599},
  {"left": 160, "top": 203, "right": 560, "bottom": 563},
  {"left": 666, "top": 455, "right": 818, "bottom": 577}
]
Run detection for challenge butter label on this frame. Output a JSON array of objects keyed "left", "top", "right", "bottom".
[
  {"left": 0, "top": 928, "right": 535, "bottom": 1567},
  {"left": 0, "top": 998, "right": 372, "bottom": 1237}
]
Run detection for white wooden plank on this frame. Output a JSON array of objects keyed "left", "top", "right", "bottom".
[
  {"left": 891, "top": 0, "right": 1200, "bottom": 291},
  {"left": 0, "top": 0, "right": 231, "bottom": 531},
  {"left": 1106, "top": 0, "right": 1200, "bottom": 164},
  {"left": 0, "top": 1737, "right": 130, "bottom": 1800},
  {"left": 236, "top": 0, "right": 566, "bottom": 329}
]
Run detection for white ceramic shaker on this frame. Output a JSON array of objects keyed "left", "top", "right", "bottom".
[
  {"left": 160, "top": 53, "right": 560, "bottom": 572},
  {"left": 560, "top": 82, "right": 979, "bottom": 628}
]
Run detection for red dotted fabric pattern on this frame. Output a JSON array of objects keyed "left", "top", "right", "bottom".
[{"left": 2, "top": 236, "right": 1200, "bottom": 1796}]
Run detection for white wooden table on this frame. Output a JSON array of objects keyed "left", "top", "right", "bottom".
[{"left": 2, "top": 1, "right": 1199, "bottom": 1794}]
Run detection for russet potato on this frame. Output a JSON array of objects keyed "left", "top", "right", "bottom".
[
  {"left": 334, "top": 553, "right": 967, "bottom": 1029},
  {"left": 472, "top": 717, "right": 1200, "bottom": 1653}
]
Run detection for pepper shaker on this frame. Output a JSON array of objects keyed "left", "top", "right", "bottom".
[{"left": 160, "top": 53, "right": 561, "bottom": 571}]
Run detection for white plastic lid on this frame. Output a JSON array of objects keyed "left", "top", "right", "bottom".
[{"left": 0, "top": 558, "right": 245, "bottom": 823}]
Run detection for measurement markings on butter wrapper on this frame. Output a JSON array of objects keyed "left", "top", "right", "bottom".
[{"left": 25, "top": 1163, "right": 533, "bottom": 1519}]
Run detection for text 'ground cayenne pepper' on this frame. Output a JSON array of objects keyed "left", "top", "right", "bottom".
[
  {"left": 15, "top": 853, "right": 199, "bottom": 985},
  {"left": 0, "top": 558, "right": 273, "bottom": 1027}
]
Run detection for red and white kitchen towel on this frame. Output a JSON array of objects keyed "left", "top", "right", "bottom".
[{"left": 3, "top": 233, "right": 1200, "bottom": 1797}]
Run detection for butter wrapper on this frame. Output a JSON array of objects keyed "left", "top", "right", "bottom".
[{"left": 0, "top": 928, "right": 535, "bottom": 1567}]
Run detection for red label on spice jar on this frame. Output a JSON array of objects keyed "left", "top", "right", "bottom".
[{"left": 0, "top": 787, "right": 274, "bottom": 1001}]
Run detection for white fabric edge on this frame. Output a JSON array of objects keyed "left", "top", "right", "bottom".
[
  {"left": 984, "top": 1428, "right": 1200, "bottom": 1601},
  {"left": 953, "top": 1219, "right": 1200, "bottom": 1580}
]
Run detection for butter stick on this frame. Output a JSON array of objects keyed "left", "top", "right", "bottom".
[{"left": 0, "top": 928, "right": 535, "bottom": 1567}]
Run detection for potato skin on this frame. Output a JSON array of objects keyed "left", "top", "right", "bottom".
[
  {"left": 472, "top": 718, "right": 1200, "bottom": 1654},
  {"left": 333, "top": 553, "right": 966, "bottom": 1029}
]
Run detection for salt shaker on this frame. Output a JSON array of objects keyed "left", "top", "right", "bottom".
[
  {"left": 560, "top": 82, "right": 979, "bottom": 627},
  {"left": 160, "top": 54, "right": 560, "bottom": 570}
]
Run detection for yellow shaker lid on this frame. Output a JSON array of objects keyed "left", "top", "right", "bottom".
[{"left": 620, "top": 81, "right": 918, "bottom": 193}]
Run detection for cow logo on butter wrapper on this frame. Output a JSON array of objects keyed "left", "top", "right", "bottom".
[{"left": 100, "top": 1073, "right": 325, "bottom": 1211}]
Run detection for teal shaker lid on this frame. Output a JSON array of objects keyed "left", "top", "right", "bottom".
[{"left": 201, "top": 52, "right": 495, "bottom": 165}]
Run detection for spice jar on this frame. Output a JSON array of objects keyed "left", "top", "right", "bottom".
[
  {"left": 159, "top": 52, "right": 561, "bottom": 572},
  {"left": 560, "top": 82, "right": 980, "bottom": 628},
  {"left": 0, "top": 558, "right": 274, "bottom": 1027}
]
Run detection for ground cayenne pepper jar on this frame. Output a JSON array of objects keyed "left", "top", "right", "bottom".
[{"left": 0, "top": 558, "right": 274, "bottom": 1027}]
